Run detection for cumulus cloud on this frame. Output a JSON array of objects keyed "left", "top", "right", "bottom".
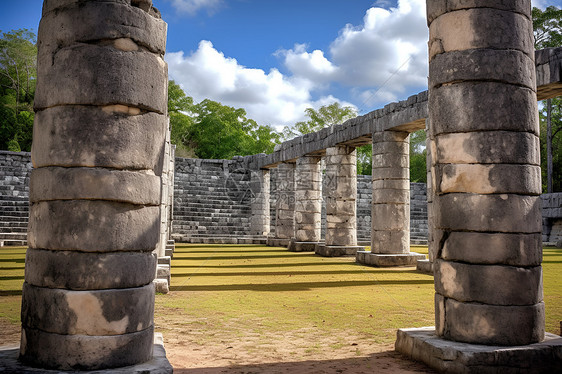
[
  {"left": 167, "top": 0, "right": 224, "bottom": 15},
  {"left": 280, "top": 0, "right": 428, "bottom": 107},
  {"left": 167, "top": 41, "right": 355, "bottom": 129},
  {"left": 167, "top": 0, "right": 428, "bottom": 127}
]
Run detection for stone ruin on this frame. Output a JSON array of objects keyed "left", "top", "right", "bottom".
[{"left": 0, "top": 0, "right": 561, "bottom": 372}]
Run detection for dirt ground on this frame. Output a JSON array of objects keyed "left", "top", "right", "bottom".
[{"left": 1, "top": 318, "right": 434, "bottom": 373}]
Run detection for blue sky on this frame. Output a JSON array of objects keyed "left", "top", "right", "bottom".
[{"left": 1, "top": 0, "right": 560, "bottom": 130}]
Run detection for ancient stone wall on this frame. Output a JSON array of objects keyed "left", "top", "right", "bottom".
[{"left": 542, "top": 193, "right": 562, "bottom": 245}]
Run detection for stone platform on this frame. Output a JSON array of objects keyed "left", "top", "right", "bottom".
[
  {"left": 395, "top": 327, "right": 562, "bottom": 374},
  {"left": 266, "top": 238, "right": 291, "bottom": 247},
  {"left": 356, "top": 251, "right": 426, "bottom": 267},
  {"left": 287, "top": 240, "right": 321, "bottom": 252},
  {"left": 0, "top": 333, "right": 173, "bottom": 373},
  {"left": 316, "top": 245, "right": 364, "bottom": 257},
  {"left": 416, "top": 259, "right": 433, "bottom": 274}
]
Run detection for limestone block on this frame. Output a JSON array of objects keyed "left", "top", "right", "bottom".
[
  {"left": 372, "top": 189, "right": 409, "bottom": 204},
  {"left": 371, "top": 167, "right": 409, "bottom": 181},
  {"left": 433, "top": 131, "right": 540, "bottom": 165},
  {"left": 21, "top": 282, "right": 154, "bottom": 335},
  {"left": 39, "top": 1, "right": 166, "bottom": 55},
  {"left": 295, "top": 200, "right": 322, "bottom": 214},
  {"left": 35, "top": 44, "right": 167, "bottom": 113},
  {"left": 434, "top": 194, "right": 542, "bottom": 233},
  {"left": 430, "top": 83, "right": 538, "bottom": 136},
  {"left": 441, "top": 232, "right": 542, "bottom": 266},
  {"left": 30, "top": 167, "right": 161, "bottom": 205},
  {"left": 325, "top": 154, "right": 356, "bottom": 165},
  {"left": 295, "top": 229, "right": 321, "bottom": 242},
  {"left": 372, "top": 141, "right": 409, "bottom": 156},
  {"left": 428, "top": 8, "right": 533, "bottom": 61},
  {"left": 372, "top": 203, "right": 409, "bottom": 231},
  {"left": 32, "top": 107, "right": 166, "bottom": 171},
  {"left": 435, "top": 164, "right": 541, "bottom": 195},
  {"left": 436, "top": 296, "right": 545, "bottom": 346},
  {"left": 373, "top": 130, "right": 409, "bottom": 143},
  {"left": 434, "top": 260, "right": 543, "bottom": 305},
  {"left": 275, "top": 225, "right": 294, "bottom": 239},
  {"left": 429, "top": 49, "right": 535, "bottom": 89},
  {"left": 25, "top": 249, "right": 156, "bottom": 290},
  {"left": 19, "top": 325, "right": 154, "bottom": 371},
  {"left": 373, "top": 179, "right": 409, "bottom": 190},
  {"left": 327, "top": 214, "right": 356, "bottom": 225},
  {"left": 325, "top": 231, "right": 356, "bottom": 247},
  {"left": 373, "top": 153, "right": 409, "bottom": 168},
  {"left": 371, "top": 230, "right": 410, "bottom": 254},
  {"left": 295, "top": 189, "right": 321, "bottom": 201},
  {"left": 427, "top": 0, "right": 530, "bottom": 24},
  {"left": 29, "top": 200, "right": 160, "bottom": 252},
  {"left": 277, "top": 209, "right": 295, "bottom": 221},
  {"left": 326, "top": 199, "right": 356, "bottom": 216},
  {"left": 294, "top": 211, "right": 321, "bottom": 225}
]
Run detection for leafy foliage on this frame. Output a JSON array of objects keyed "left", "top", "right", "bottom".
[
  {"left": 0, "top": 29, "right": 37, "bottom": 152},
  {"left": 539, "top": 97, "right": 562, "bottom": 192},
  {"left": 533, "top": 6, "right": 562, "bottom": 49},
  {"left": 409, "top": 130, "right": 426, "bottom": 183},
  {"left": 282, "top": 102, "right": 357, "bottom": 140}
]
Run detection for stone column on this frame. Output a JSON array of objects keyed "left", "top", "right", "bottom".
[
  {"left": 268, "top": 162, "right": 295, "bottom": 247},
  {"left": 417, "top": 120, "right": 434, "bottom": 273},
  {"left": 357, "top": 130, "right": 424, "bottom": 266},
  {"left": 289, "top": 155, "right": 322, "bottom": 252},
  {"left": 427, "top": 0, "right": 544, "bottom": 346},
  {"left": 317, "top": 145, "right": 363, "bottom": 257},
  {"left": 250, "top": 169, "right": 271, "bottom": 237},
  {"left": 20, "top": 0, "right": 170, "bottom": 370}
]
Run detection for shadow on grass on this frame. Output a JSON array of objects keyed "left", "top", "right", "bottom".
[
  {"left": 173, "top": 254, "right": 316, "bottom": 261},
  {"left": 169, "top": 279, "right": 434, "bottom": 292},
  {"left": 172, "top": 350, "right": 435, "bottom": 373},
  {"left": 0, "top": 290, "right": 22, "bottom": 296},
  {"left": 171, "top": 262, "right": 352, "bottom": 269},
  {"left": 0, "top": 259, "right": 24, "bottom": 263},
  {"left": 173, "top": 249, "right": 290, "bottom": 254},
  {"left": 0, "top": 276, "right": 24, "bottom": 281},
  {"left": 171, "top": 269, "right": 422, "bottom": 277}
]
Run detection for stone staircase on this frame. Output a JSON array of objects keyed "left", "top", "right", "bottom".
[
  {"left": 172, "top": 158, "right": 266, "bottom": 244},
  {"left": 0, "top": 152, "right": 32, "bottom": 247}
]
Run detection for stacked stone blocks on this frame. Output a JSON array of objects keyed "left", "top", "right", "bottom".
[
  {"left": 20, "top": 0, "right": 168, "bottom": 369},
  {"left": 269, "top": 162, "right": 296, "bottom": 247}
]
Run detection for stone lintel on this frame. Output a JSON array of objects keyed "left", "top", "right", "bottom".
[
  {"left": 315, "top": 245, "right": 364, "bottom": 257},
  {"left": 356, "top": 251, "right": 426, "bottom": 267},
  {"left": 416, "top": 259, "right": 433, "bottom": 274},
  {"left": 0, "top": 333, "right": 173, "bottom": 374},
  {"left": 287, "top": 240, "right": 321, "bottom": 252},
  {"left": 395, "top": 327, "right": 562, "bottom": 374}
]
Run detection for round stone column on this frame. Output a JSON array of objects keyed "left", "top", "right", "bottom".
[
  {"left": 269, "top": 162, "right": 295, "bottom": 247},
  {"left": 250, "top": 169, "right": 271, "bottom": 236},
  {"left": 20, "top": 0, "right": 167, "bottom": 369},
  {"left": 289, "top": 155, "right": 322, "bottom": 252},
  {"left": 316, "top": 145, "right": 363, "bottom": 257},
  {"left": 428, "top": 1, "right": 544, "bottom": 345}
]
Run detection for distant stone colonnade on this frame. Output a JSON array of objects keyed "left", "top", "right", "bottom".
[{"left": 11, "top": 0, "right": 562, "bottom": 373}]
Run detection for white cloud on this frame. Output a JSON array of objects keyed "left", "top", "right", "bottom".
[
  {"left": 278, "top": 0, "right": 428, "bottom": 107},
  {"left": 167, "top": 0, "right": 224, "bottom": 15},
  {"left": 166, "top": 41, "right": 355, "bottom": 130}
]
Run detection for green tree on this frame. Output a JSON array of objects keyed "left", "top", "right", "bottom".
[
  {"left": 539, "top": 97, "right": 562, "bottom": 192},
  {"left": 168, "top": 80, "right": 195, "bottom": 157},
  {"left": 282, "top": 102, "right": 357, "bottom": 140},
  {"left": 188, "top": 99, "right": 279, "bottom": 159},
  {"left": 409, "top": 129, "right": 426, "bottom": 183},
  {"left": 533, "top": 6, "right": 562, "bottom": 192},
  {"left": 0, "top": 29, "right": 37, "bottom": 152}
]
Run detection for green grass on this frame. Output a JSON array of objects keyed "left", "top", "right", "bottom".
[{"left": 1, "top": 244, "right": 561, "bottom": 346}]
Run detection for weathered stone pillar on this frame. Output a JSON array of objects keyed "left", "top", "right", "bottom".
[
  {"left": 268, "top": 162, "right": 295, "bottom": 247},
  {"left": 357, "top": 130, "right": 424, "bottom": 266},
  {"left": 428, "top": 0, "right": 544, "bottom": 346},
  {"left": 417, "top": 120, "right": 434, "bottom": 273},
  {"left": 288, "top": 155, "right": 322, "bottom": 252},
  {"left": 396, "top": 2, "right": 561, "bottom": 373},
  {"left": 20, "top": 0, "right": 171, "bottom": 370},
  {"left": 250, "top": 169, "right": 271, "bottom": 236},
  {"left": 316, "top": 145, "right": 363, "bottom": 256}
]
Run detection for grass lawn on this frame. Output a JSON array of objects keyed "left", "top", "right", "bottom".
[{"left": 1, "top": 244, "right": 561, "bottom": 359}]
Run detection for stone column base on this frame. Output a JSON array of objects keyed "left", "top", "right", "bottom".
[
  {"left": 395, "top": 327, "right": 562, "bottom": 374},
  {"left": 0, "top": 332, "right": 173, "bottom": 373},
  {"left": 316, "top": 245, "right": 364, "bottom": 257},
  {"left": 287, "top": 240, "right": 321, "bottom": 252},
  {"left": 356, "top": 251, "right": 426, "bottom": 267},
  {"left": 266, "top": 238, "right": 291, "bottom": 247},
  {"left": 416, "top": 259, "right": 433, "bottom": 274}
]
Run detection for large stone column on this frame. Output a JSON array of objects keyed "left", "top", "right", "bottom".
[
  {"left": 396, "top": 2, "right": 561, "bottom": 372},
  {"left": 288, "top": 155, "right": 322, "bottom": 252},
  {"left": 316, "top": 145, "right": 363, "bottom": 257},
  {"left": 357, "top": 130, "right": 424, "bottom": 266},
  {"left": 268, "top": 162, "right": 295, "bottom": 247},
  {"left": 20, "top": 0, "right": 170, "bottom": 370},
  {"left": 250, "top": 169, "right": 271, "bottom": 237}
]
